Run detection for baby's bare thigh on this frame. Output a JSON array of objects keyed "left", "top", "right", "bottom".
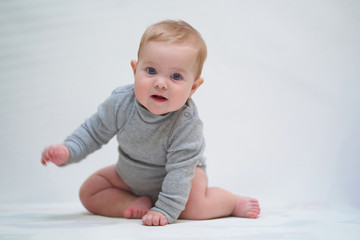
[
  {"left": 92, "top": 164, "right": 132, "bottom": 192},
  {"left": 192, "top": 167, "right": 208, "bottom": 186}
]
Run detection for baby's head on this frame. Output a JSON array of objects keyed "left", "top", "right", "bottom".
[
  {"left": 132, "top": 20, "right": 207, "bottom": 115},
  {"left": 137, "top": 20, "right": 207, "bottom": 79}
]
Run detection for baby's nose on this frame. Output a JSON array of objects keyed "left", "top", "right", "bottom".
[{"left": 154, "top": 78, "right": 168, "bottom": 89}]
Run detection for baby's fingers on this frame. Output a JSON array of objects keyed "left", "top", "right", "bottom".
[
  {"left": 41, "top": 144, "right": 69, "bottom": 166},
  {"left": 41, "top": 147, "right": 52, "bottom": 166},
  {"left": 41, "top": 158, "right": 47, "bottom": 166},
  {"left": 143, "top": 213, "right": 156, "bottom": 226},
  {"left": 142, "top": 213, "right": 152, "bottom": 226},
  {"left": 48, "top": 144, "right": 69, "bottom": 166},
  {"left": 142, "top": 211, "right": 168, "bottom": 226},
  {"left": 159, "top": 215, "right": 168, "bottom": 226}
]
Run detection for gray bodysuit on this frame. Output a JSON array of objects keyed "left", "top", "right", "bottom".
[{"left": 64, "top": 84, "right": 206, "bottom": 223}]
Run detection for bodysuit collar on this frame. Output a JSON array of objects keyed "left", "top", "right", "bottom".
[{"left": 135, "top": 99, "right": 175, "bottom": 123}]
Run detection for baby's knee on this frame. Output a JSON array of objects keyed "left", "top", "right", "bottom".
[
  {"left": 79, "top": 181, "right": 91, "bottom": 209},
  {"left": 78, "top": 175, "right": 101, "bottom": 212}
]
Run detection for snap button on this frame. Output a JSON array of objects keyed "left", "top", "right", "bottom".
[{"left": 184, "top": 112, "right": 191, "bottom": 118}]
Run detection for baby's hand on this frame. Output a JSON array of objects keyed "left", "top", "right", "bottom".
[
  {"left": 41, "top": 144, "right": 70, "bottom": 166},
  {"left": 142, "top": 210, "right": 168, "bottom": 226}
]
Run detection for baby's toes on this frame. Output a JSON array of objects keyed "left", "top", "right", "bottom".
[{"left": 247, "top": 209, "right": 260, "bottom": 218}]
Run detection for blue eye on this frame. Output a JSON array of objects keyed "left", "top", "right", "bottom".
[
  {"left": 147, "top": 67, "right": 157, "bottom": 75},
  {"left": 171, "top": 73, "right": 182, "bottom": 80}
]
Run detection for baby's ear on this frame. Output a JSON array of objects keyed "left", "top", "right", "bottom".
[
  {"left": 190, "top": 77, "right": 204, "bottom": 97},
  {"left": 130, "top": 60, "right": 137, "bottom": 75}
]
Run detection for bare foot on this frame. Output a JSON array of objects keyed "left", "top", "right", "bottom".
[
  {"left": 124, "top": 196, "right": 152, "bottom": 219},
  {"left": 232, "top": 196, "right": 260, "bottom": 218}
]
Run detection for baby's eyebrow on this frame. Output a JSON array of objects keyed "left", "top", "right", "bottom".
[
  {"left": 170, "top": 68, "right": 187, "bottom": 74},
  {"left": 140, "top": 59, "right": 156, "bottom": 65},
  {"left": 143, "top": 61, "right": 155, "bottom": 67}
]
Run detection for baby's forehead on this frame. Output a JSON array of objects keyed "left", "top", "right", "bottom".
[{"left": 140, "top": 39, "right": 198, "bottom": 54}]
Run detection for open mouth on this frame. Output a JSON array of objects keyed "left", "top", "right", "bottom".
[{"left": 151, "top": 95, "right": 168, "bottom": 102}]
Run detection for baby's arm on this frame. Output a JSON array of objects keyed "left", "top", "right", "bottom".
[
  {"left": 149, "top": 108, "right": 205, "bottom": 224},
  {"left": 41, "top": 90, "right": 125, "bottom": 166},
  {"left": 41, "top": 144, "right": 70, "bottom": 166}
]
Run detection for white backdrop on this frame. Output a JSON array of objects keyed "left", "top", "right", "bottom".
[{"left": 1, "top": 0, "right": 359, "bottom": 209}]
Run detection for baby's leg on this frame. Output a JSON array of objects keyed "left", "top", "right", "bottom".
[
  {"left": 180, "top": 168, "right": 260, "bottom": 220},
  {"left": 79, "top": 165, "right": 152, "bottom": 219}
]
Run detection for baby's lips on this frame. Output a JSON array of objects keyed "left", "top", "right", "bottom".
[
  {"left": 151, "top": 95, "right": 168, "bottom": 102},
  {"left": 152, "top": 94, "right": 167, "bottom": 100}
]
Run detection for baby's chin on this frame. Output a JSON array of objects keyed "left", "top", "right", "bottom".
[
  {"left": 137, "top": 103, "right": 168, "bottom": 116},
  {"left": 137, "top": 97, "right": 187, "bottom": 115}
]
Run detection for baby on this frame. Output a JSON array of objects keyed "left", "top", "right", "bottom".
[{"left": 41, "top": 20, "right": 260, "bottom": 226}]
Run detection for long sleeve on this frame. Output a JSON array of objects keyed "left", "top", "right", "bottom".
[
  {"left": 151, "top": 108, "right": 206, "bottom": 223},
  {"left": 63, "top": 85, "right": 134, "bottom": 164}
]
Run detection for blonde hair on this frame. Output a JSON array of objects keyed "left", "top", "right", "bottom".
[{"left": 137, "top": 20, "right": 207, "bottom": 79}]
